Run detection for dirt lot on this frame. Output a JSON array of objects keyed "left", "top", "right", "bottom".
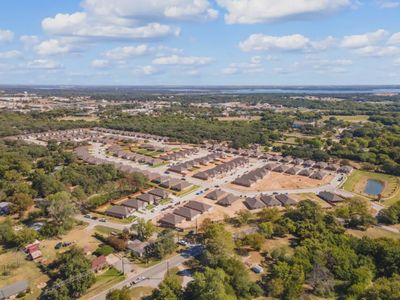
[
  {"left": 225, "top": 172, "right": 334, "bottom": 192},
  {"left": 0, "top": 249, "right": 49, "bottom": 300},
  {"left": 40, "top": 225, "right": 102, "bottom": 263}
]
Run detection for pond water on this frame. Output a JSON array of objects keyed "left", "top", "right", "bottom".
[{"left": 364, "top": 179, "right": 384, "bottom": 196}]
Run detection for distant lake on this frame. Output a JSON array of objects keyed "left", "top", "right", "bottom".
[{"left": 364, "top": 179, "right": 384, "bottom": 196}]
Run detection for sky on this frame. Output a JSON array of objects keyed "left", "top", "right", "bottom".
[{"left": 0, "top": 0, "right": 400, "bottom": 86}]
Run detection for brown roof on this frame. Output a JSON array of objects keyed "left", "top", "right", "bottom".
[
  {"left": 244, "top": 197, "right": 266, "bottom": 210},
  {"left": 217, "top": 194, "right": 240, "bottom": 206},
  {"left": 159, "top": 213, "right": 185, "bottom": 226},
  {"left": 173, "top": 207, "right": 201, "bottom": 220},
  {"left": 184, "top": 201, "right": 212, "bottom": 213},
  {"left": 206, "top": 189, "right": 227, "bottom": 200}
]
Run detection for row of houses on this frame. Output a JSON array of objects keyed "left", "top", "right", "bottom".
[
  {"left": 159, "top": 201, "right": 213, "bottom": 227},
  {"left": 193, "top": 157, "right": 249, "bottom": 180},
  {"left": 265, "top": 162, "right": 329, "bottom": 180},
  {"left": 105, "top": 188, "right": 171, "bottom": 219},
  {"left": 108, "top": 144, "right": 164, "bottom": 167},
  {"left": 93, "top": 127, "right": 169, "bottom": 142},
  {"left": 205, "top": 189, "right": 241, "bottom": 206},
  {"left": 158, "top": 147, "right": 198, "bottom": 161},
  {"left": 168, "top": 152, "right": 225, "bottom": 174},
  {"left": 233, "top": 165, "right": 270, "bottom": 187},
  {"left": 244, "top": 194, "right": 297, "bottom": 210},
  {"left": 204, "top": 144, "right": 353, "bottom": 174}
]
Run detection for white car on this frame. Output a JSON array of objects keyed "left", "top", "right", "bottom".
[{"left": 131, "top": 276, "right": 146, "bottom": 285}]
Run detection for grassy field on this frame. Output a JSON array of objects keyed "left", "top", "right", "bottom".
[
  {"left": 81, "top": 267, "right": 125, "bottom": 299},
  {"left": 342, "top": 170, "right": 400, "bottom": 205},
  {"left": 347, "top": 226, "right": 400, "bottom": 240},
  {"left": 217, "top": 116, "right": 261, "bottom": 122},
  {"left": 94, "top": 225, "right": 122, "bottom": 235},
  {"left": 322, "top": 115, "right": 370, "bottom": 123},
  {"left": 291, "top": 193, "right": 332, "bottom": 209},
  {"left": 130, "top": 286, "right": 154, "bottom": 299},
  {"left": 0, "top": 250, "right": 48, "bottom": 300},
  {"left": 57, "top": 116, "right": 99, "bottom": 122}
]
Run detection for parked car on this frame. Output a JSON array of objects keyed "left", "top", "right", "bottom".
[
  {"left": 84, "top": 214, "right": 91, "bottom": 219},
  {"left": 131, "top": 276, "right": 146, "bottom": 285},
  {"left": 55, "top": 242, "right": 63, "bottom": 249},
  {"left": 99, "top": 218, "right": 106, "bottom": 223}
]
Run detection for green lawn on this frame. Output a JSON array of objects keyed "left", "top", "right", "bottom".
[
  {"left": 342, "top": 170, "right": 400, "bottom": 205},
  {"left": 130, "top": 286, "right": 154, "bottom": 299},
  {"left": 322, "top": 115, "right": 370, "bottom": 123},
  {"left": 94, "top": 225, "right": 122, "bottom": 235},
  {"left": 81, "top": 268, "right": 125, "bottom": 299},
  {"left": 347, "top": 226, "right": 400, "bottom": 240}
]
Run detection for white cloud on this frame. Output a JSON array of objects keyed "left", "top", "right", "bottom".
[
  {"left": 26, "top": 59, "right": 63, "bottom": 70},
  {"left": 141, "top": 65, "right": 158, "bottom": 75},
  {"left": 354, "top": 46, "right": 399, "bottom": 57},
  {"left": 82, "top": 0, "right": 218, "bottom": 21},
  {"left": 91, "top": 59, "right": 109, "bottom": 68},
  {"left": 42, "top": 12, "right": 178, "bottom": 40},
  {"left": 0, "top": 29, "right": 14, "bottom": 43},
  {"left": 35, "top": 39, "right": 74, "bottom": 55},
  {"left": 377, "top": 1, "right": 400, "bottom": 8},
  {"left": 152, "top": 55, "right": 214, "bottom": 65},
  {"left": 20, "top": 35, "right": 40, "bottom": 47},
  {"left": 240, "top": 34, "right": 311, "bottom": 52},
  {"left": 394, "top": 58, "right": 400, "bottom": 65},
  {"left": 216, "top": 0, "right": 351, "bottom": 24},
  {"left": 0, "top": 50, "right": 22, "bottom": 59},
  {"left": 340, "top": 29, "right": 388, "bottom": 48},
  {"left": 104, "top": 45, "right": 150, "bottom": 60},
  {"left": 389, "top": 32, "right": 400, "bottom": 45}
]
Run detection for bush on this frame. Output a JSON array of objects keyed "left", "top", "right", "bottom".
[{"left": 94, "top": 245, "right": 114, "bottom": 256}]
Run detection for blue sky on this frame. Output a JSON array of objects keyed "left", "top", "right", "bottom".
[{"left": 0, "top": 0, "right": 399, "bottom": 85}]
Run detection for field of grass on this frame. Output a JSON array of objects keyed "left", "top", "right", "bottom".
[
  {"left": 322, "top": 115, "right": 370, "bottom": 123},
  {"left": 292, "top": 193, "right": 331, "bottom": 208},
  {"left": 57, "top": 115, "right": 99, "bottom": 122},
  {"left": 342, "top": 170, "right": 400, "bottom": 205},
  {"left": 217, "top": 116, "right": 261, "bottom": 122},
  {"left": 176, "top": 185, "right": 200, "bottom": 197},
  {"left": 347, "top": 226, "right": 400, "bottom": 240},
  {"left": 81, "top": 267, "right": 125, "bottom": 299},
  {"left": 0, "top": 250, "right": 49, "bottom": 300},
  {"left": 94, "top": 225, "right": 122, "bottom": 235},
  {"left": 130, "top": 286, "right": 154, "bottom": 299}
]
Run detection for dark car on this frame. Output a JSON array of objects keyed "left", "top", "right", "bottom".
[{"left": 55, "top": 242, "right": 63, "bottom": 249}]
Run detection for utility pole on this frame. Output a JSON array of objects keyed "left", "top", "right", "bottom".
[{"left": 167, "top": 261, "right": 170, "bottom": 276}]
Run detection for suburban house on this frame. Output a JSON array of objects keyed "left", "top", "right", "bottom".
[
  {"left": 184, "top": 201, "right": 212, "bottom": 213},
  {"left": 122, "top": 199, "right": 146, "bottom": 210},
  {"left": 173, "top": 207, "right": 201, "bottom": 221},
  {"left": 244, "top": 197, "right": 266, "bottom": 210},
  {"left": 159, "top": 213, "right": 185, "bottom": 228},
  {"left": 206, "top": 189, "right": 227, "bottom": 201},
  {"left": 91, "top": 255, "right": 108, "bottom": 273},
  {"left": 148, "top": 188, "right": 170, "bottom": 199},
  {"left": 105, "top": 205, "right": 132, "bottom": 219},
  {"left": 127, "top": 239, "right": 150, "bottom": 257},
  {"left": 217, "top": 194, "right": 240, "bottom": 207},
  {"left": 260, "top": 195, "right": 282, "bottom": 207},
  {"left": 275, "top": 194, "right": 297, "bottom": 206},
  {"left": 318, "top": 191, "right": 344, "bottom": 204}
]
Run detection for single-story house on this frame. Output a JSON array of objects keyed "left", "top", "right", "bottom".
[
  {"left": 310, "top": 171, "right": 327, "bottom": 180},
  {"left": 285, "top": 166, "right": 302, "bottom": 175},
  {"left": 338, "top": 165, "right": 353, "bottom": 174},
  {"left": 244, "top": 197, "right": 266, "bottom": 210},
  {"left": 171, "top": 181, "right": 192, "bottom": 192},
  {"left": 275, "top": 194, "right": 297, "bottom": 206},
  {"left": 173, "top": 207, "right": 201, "bottom": 221},
  {"left": 159, "top": 213, "right": 185, "bottom": 228},
  {"left": 105, "top": 205, "right": 132, "bottom": 219},
  {"left": 91, "top": 255, "right": 108, "bottom": 273},
  {"left": 217, "top": 194, "right": 240, "bottom": 207},
  {"left": 122, "top": 199, "right": 146, "bottom": 210},
  {"left": 260, "top": 195, "right": 282, "bottom": 207},
  {"left": 206, "top": 189, "right": 227, "bottom": 201},
  {"left": 0, "top": 280, "right": 29, "bottom": 300},
  {"left": 318, "top": 191, "right": 344, "bottom": 204},
  {"left": 127, "top": 239, "right": 150, "bottom": 257},
  {"left": 137, "top": 193, "right": 156, "bottom": 204},
  {"left": 184, "top": 201, "right": 212, "bottom": 213},
  {"left": 298, "top": 168, "right": 313, "bottom": 177},
  {"left": 148, "top": 188, "right": 170, "bottom": 199}
]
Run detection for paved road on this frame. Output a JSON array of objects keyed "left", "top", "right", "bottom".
[{"left": 89, "top": 245, "right": 202, "bottom": 300}]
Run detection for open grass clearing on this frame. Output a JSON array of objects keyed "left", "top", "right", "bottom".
[
  {"left": 80, "top": 267, "right": 125, "bottom": 299},
  {"left": 322, "top": 115, "right": 370, "bottom": 123},
  {"left": 217, "top": 116, "right": 261, "bottom": 122},
  {"left": 130, "top": 286, "right": 154, "bottom": 299},
  {"left": 347, "top": 226, "right": 400, "bottom": 240},
  {"left": 342, "top": 170, "right": 400, "bottom": 205},
  {"left": 0, "top": 249, "right": 48, "bottom": 300},
  {"left": 94, "top": 225, "right": 122, "bottom": 235}
]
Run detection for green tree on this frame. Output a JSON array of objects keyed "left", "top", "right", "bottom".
[
  {"left": 106, "top": 287, "right": 131, "bottom": 300},
  {"left": 133, "top": 218, "right": 156, "bottom": 241},
  {"left": 258, "top": 222, "right": 274, "bottom": 238},
  {"left": 47, "top": 191, "right": 77, "bottom": 233}
]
